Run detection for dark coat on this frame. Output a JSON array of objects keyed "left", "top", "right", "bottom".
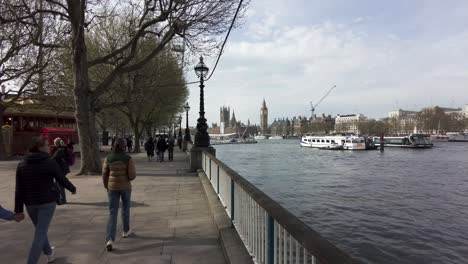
[
  {"left": 167, "top": 138, "right": 175, "bottom": 150},
  {"left": 156, "top": 138, "right": 167, "bottom": 152},
  {"left": 52, "top": 146, "right": 70, "bottom": 175},
  {"left": 15, "top": 152, "right": 76, "bottom": 213},
  {"left": 144, "top": 141, "right": 155, "bottom": 152}
]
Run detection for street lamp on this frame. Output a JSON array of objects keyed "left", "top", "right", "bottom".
[
  {"left": 178, "top": 114, "right": 183, "bottom": 149},
  {"left": 194, "top": 56, "right": 210, "bottom": 147},
  {"left": 183, "top": 102, "right": 191, "bottom": 142}
]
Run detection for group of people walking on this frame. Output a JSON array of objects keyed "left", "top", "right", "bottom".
[
  {"left": 1, "top": 136, "right": 137, "bottom": 263},
  {"left": 144, "top": 136, "right": 176, "bottom": 162}
]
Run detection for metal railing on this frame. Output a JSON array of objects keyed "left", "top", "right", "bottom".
[{"left": 201, "top": 151, "right": 358, "bottom": 264}]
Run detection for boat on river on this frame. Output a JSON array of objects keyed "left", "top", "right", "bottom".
[
  {"left": 269, "top": 135, "right": 284, "bottom": 140},
  {"left": 430, "top": 134, "right": 449, "bottom": 142},
  {"left": 254, "top": 135, "right": 268, "bottom": 140},
  {"left": 373, "top": 134, "right": 433, "bottom": 148},
  {"left": 300, "top": 135, "right": 366, "bottom": 150},
  {"left": 446, "top": 132, "right": 468, "bottom": 142}
]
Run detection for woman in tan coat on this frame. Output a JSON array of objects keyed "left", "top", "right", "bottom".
[{"left": 102, "top": 138, "right": 136, "bottom": 251}]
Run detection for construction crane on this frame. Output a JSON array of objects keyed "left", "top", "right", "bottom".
[{"left": 310, "top": 85, "right": 336, "bottom": 119}]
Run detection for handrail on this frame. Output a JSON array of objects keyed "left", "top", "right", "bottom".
[{"left": 202, "top": 150, "right": 358, "bottom": 264}]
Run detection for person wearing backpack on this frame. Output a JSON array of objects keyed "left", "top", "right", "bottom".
[
  {"left": 51, "top": 138, "right": 71, "bottom": 205},
  {"left": 102, "top": 138, "right": 136, "bottom": 251}
]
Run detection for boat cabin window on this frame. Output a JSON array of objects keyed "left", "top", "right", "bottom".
[
  {"left": 331, "top": 140, "right": 335, "bottom": 143},
  {"left": 321, "top": 140, "right": 325, "bottom": 143},
  {"left": 312, "top": 139, "right": 315, "bottom": 142},
  {"left": 346, "top": 140, "right": 351, "bottom": 143}
]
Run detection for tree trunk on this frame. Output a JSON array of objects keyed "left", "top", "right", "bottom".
[
  {"left": 69, "top": 0, "right": 101, "bottom": 175},
  {"left": 133, "top": 125, "right": 142, "bottom": 153},
  {"left": 0, "top": 107, "right": 7, "bottom": 160}
]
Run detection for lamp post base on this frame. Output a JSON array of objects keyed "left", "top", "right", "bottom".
[{"left": 189, "top": 146, "right": 216, "bottom": 172}]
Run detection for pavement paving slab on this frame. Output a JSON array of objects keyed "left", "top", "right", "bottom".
[{"left": 0, "top": 149, "right": 226, "bottom": 264}]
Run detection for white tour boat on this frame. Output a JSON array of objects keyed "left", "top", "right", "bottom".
[
  {"left": 446, "top": 132, "right": 468, "bottom": 142},
  {"left": 254, "top": 135, "right": 268, "bottom": 140},
  {"left": 430, "top": 134, "right": 449, "bottom": 142},
  {"left": 300, "top": 135, "right": 366, "bottom": 150},
  {"left": 269, "top": 135, "right": 284, "bottom": 140}
]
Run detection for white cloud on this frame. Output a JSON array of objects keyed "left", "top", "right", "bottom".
[
  {"left": 186, "top": 3, "right": 468, "bottom": 127},
  {"left": 353, "top": 16, "right": 372, "bottom": 24}
]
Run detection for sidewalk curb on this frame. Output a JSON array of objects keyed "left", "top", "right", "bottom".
[{"left": 198, "top": 170, "right": 254, "bottom": 264}]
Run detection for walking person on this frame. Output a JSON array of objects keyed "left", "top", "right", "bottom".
[
  {"left": 66, "top": 142, "right": 76, "bottom": 166},
  {"left": 51, "top": 138, "right": 71, "bottom": 205},
  {"left": 15, "top": 137, "right": 76, "bottom": 264},
  {"left": 156, "top": 136, "right": 167, "bottom": 162},
  {"left": 102, "top": 138, "right": 137, "bottom": 251},
  {"left": 144, "top": 137, "right": 155, "bottom": 161},
  {"left": 167, "top": 137, "right": 175, "bottom": 161},
  {"left": 111, "top": 136, "right": 116, "bottom": 151},
  {"left": 126, "top": 137, "right": 133, "bottom": 152}
]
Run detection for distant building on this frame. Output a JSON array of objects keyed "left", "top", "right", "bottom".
[
  {"left": 260, "top": 99, "right": 268, "bottom": 134},
  {"left": 444, "top": 104, "right": 468, "bottom": 119},
  {"left": 291, "top": 116, "right": 308, "bottom": 135},
  {"left": 230, "top": 111, "right": 237, "bottom": 128},
  {"left": 270, "top": 118, "right": 291, "bottom": 136},
  {"left": 219, "top": 106, "right": 230, "bottom": 133},
  {"left": 209, "top": 106, "right": 248, "bottom": 135},
  {"left": 334, "top": 114, "right": 367, "bottom": 134},
  {"left": 387, "top": 109, "right": 418, "bottom": 134},
  {"left": 309, "top": 114, "right": 335, "bottom": 134},
  {"left": 388, "top": 109, "right": 419, "bottom": 119}
]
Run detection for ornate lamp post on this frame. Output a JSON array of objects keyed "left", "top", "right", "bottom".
[
  {"left": 183, "top": 102, "right": 191, "bottom": 142},
  {"left": 194, "top": 56, "right": 210, "bottom": 147},
  {"left": 178, "top": 114, "right": 183, "bottom": 149}
]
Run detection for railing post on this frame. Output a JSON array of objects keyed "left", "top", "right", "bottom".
[
  {"left": 230, "top": 179, "right": 235, "bottom": 227},
  {"left": 217, "top": 165, "right": 220, "bottom": 194},
  {"left": 266, "top": 215, "right": 274, "bottom": 264},
  {"left": 209, "top": 159, "right": 212, "bottom": 180}
]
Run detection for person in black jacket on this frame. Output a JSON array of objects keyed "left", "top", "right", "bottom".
[
  {"left": 144, "top": 137, "right": 155, "bottom": 161},
  {"left": 51, "top": 138, "right": 71, "bottom": 205},
  {"left": 15, "top": 136, "right": 76, "bottom": 264},
  {"left": 156, "top": 136, "right": 167, "bottom": 162}
]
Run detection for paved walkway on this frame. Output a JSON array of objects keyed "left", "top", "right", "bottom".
[{"left": 0, "top": 149, "right": 226, "bottom": 264}]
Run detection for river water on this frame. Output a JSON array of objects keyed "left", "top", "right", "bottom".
[{"left": 214, "top": 140, "right": 468, "bottom": 264}]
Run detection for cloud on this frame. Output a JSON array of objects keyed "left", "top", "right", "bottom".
[
  {"left": 353, "top": 16, "right": 372, "bottom": 24},
  {"left": 186, "top": 2, "right": 468, "bottom": 127}
]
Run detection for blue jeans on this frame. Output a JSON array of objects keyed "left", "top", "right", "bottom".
[
  {"left": 106, "top": 190, "right": 131, "bottom": 241},
  {"left": 26, "top": 202, "right": 56, "bottom": 264}
]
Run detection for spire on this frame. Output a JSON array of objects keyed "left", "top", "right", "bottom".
[{"left": 230, "top": 110, "right": 237, "bottom": 128}]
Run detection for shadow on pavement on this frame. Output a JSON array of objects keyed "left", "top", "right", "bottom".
[{"left": 67, "top": 201, "right": 149, "bottom": 207}]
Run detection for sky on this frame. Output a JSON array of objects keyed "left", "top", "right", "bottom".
[{"left": 184, "top": 0, "right": 468, "bottom": 126}]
